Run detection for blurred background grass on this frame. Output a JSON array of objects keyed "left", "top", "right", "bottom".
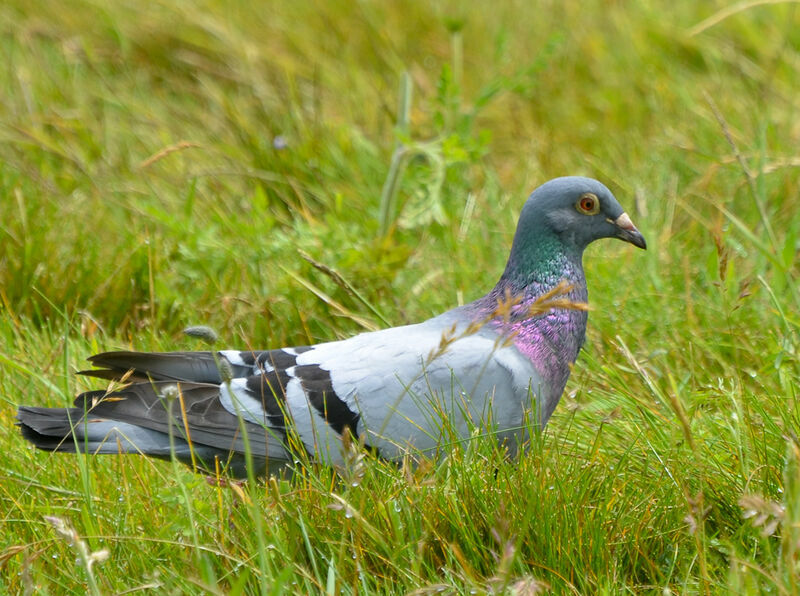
[{"left": 1, "top": 0, "right": 800, "bottom": 593}]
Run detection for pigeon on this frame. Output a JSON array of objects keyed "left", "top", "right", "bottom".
[{"left": 16, "top": 176, "right": 646, "bottom": 477}]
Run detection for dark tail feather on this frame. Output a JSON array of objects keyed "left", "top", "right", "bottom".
[
  {"left": 82, "top": 351, "right": 224, "bottom": 383},
  {"left": 17, "top": 381, "right": 288, "bottom": 477},
  {"left": 17, "top": 406, "right": 88, "bottom": 451}
]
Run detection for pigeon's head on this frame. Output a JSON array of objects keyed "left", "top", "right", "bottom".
[{"left": 520, "top": 176, "right": 646, "bottom": 252}]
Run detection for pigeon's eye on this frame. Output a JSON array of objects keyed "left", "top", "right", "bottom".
[{"left": 576, "top": 193, "right": 600, "bottom": 215}]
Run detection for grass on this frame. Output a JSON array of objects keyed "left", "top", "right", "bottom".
[{"left": 1, "top": 0, "right": 800, "bottom": 592}]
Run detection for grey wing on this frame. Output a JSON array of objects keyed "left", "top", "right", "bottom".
[{"left": 229, "top": 320, "right": 544, "bottom": 462}]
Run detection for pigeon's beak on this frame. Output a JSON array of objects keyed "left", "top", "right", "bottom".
[{"left": 612, "top": 212, "right": 647, "bottom": 249}]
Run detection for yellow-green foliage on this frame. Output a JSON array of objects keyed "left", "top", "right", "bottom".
[{"left": 1, "top": 1, "right": 799, "bottom": 593}]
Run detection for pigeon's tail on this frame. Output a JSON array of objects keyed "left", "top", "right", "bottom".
[
  {"left": 79, "top": 350, "right": 226, "bottom": 383},
  {"left": 16, "top": 382, "right": 286, "bottom": 478}
]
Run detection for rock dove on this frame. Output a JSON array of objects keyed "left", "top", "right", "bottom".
[{"left": 17, "top": 176, "right": 646, "bottom": 477}]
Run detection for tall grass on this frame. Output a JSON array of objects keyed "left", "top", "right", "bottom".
[{"left": 1, "top": 0, "right": 800, "bottom": 593}]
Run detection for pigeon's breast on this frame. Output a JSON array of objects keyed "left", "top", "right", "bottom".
[{"left": 490, "top": 304, "right": 588, "bottom": 424}]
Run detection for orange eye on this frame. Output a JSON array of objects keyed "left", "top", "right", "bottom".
[{"left": 576, "top": 193, "right": 600, "bottom": 215}]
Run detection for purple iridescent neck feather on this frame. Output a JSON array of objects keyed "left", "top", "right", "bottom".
[{"left": 464, "top": 231, "right": 589, "bottom": 419}]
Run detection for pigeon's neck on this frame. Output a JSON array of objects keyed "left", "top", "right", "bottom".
[
  {"left": 468, "top": 233, "right": 588, "bottom": 326},
  {"left": 466, "top": 233, "right": 589, "bottom": 410},
  {"left": 494, "top": 232, "right": 586, "bottom": 299}
]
